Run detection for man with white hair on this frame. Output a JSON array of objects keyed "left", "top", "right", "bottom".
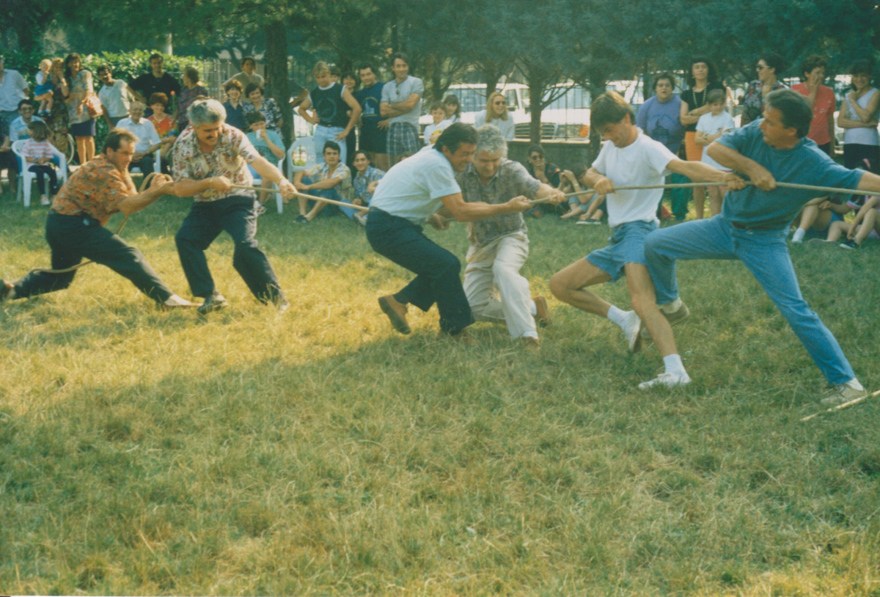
[
  {"left": 116, "top": 101, "right": 162, "bottom": 176},
  {"left": 171, "top": 99, "right": 296, "bottom": 315},
  {"left": 455, "top": 125, "right": 565, "bottom": 349}
]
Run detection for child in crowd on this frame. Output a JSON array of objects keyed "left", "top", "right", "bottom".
[
  {"left": 695, "top": 89, "right": 736, "bottom": 217},
  {"left": 423, "top": 101, "right": 449, "bottom": 145},
  {"left": 20, "top": 121, "right": 59, "bottom": 206},
  {"left": 816, "top": 196, "right": 880, "bottom": 248},
  {"left": 442, "top": 94, "right": 461, "bottom": 123},
  {"left": 560, "top": 164, "right": 592, "bottom": 220},
  {"left": 245, "top": 110, "right": 285, "bottom": 206},
  {"left": 34, "top": 59, "right": 54, "bottom": 116}
]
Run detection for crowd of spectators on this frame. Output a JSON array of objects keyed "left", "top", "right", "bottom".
[{"left": 2, "top": 50, "right": 880, "bottom": 249}]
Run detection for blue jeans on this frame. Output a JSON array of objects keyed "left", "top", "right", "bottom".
[
  {"left": 300, "top": 176, "right": 357, "bottom": 219},
  {"left": 314, "top": 125, "right": 346, "bottom": 165},
  {"left": 644, "top": 215, "right": 855, "bottom": 385}
]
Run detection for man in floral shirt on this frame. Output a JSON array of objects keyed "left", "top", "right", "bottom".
[
  {"left": 0, "top": 129, "right": 194, "bottom": 309},
  {"left": 171, "top": 99, "right": 296, "bottom": 315}
]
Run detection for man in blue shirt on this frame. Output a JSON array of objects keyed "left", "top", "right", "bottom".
[
  {"left": 366, "top": 123, "right": 531, "bottom": 339},
  {"left": 644, "top": 89, "right": 878, "bottom": 405}
]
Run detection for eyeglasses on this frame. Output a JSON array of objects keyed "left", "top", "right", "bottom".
[{"left": 493, "top": 101, "right": 506, "bottom": 105}]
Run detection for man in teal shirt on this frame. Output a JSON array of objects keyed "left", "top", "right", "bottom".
[{"left": 645, "top": 89, "right": 879, "bottom": 405}]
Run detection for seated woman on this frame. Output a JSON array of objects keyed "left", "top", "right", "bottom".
[
  {"left": 245, "top": 110, "right": 285, "bottom": 204},
  {"left": 147, "top": 92, "right": 178, "bottom": 173},
  {"left": 243, "top": 83, "right": 282, "bottom": 133},
  {"left": 351, "top": 150, "right": 384, "bottom": 226},
  {"left": 524, "top": 144, "right": 561, "bottom": 217},
  {"left": 292, "top": 140, "right": 354, "bottom": 224}
]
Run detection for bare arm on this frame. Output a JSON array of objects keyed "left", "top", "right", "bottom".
[
  {"left": 680, "top": 98, "right": 712, "bottom": 126},
  {"left": 847, "top": 91, "right": 880, "bottom": 123},
  {"left": 116, "top": 175, "right": 176, "bottom": 215},
  {"left": 440, "top": 191, "right": 531, "bottom": 222},
  {"left": 296, "top": 96, "right": 319, "bottom": 125},
  {"left": 667, "top": 157, "right": 744, "bottom": 187},
  {"left": 339, "top": 89, "right": 362, "bottom": 138},
  {"left": 848, "top": 196, "right": 879, "bottom": 230},
  {"left": 706, "top": 143, "right": 776, "bottom": 190}
]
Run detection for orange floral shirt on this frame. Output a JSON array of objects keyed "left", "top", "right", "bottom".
[{"left": 51, "top": 155, "right": 136, "bottom": 225}]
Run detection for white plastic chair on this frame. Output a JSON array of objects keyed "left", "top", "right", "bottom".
[
  {"left": 11, "top": 140, "right": 69, "bottom": 208},
  {"left": 250, "top": 156, "right": 285, "bottom": 213},
  {"left": 281, "top": 136, "right": 317, "bottom": 213}
]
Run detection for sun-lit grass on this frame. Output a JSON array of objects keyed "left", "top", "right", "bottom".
[{"left": 1, "top": 190, "right": 879, "bottom": 595}]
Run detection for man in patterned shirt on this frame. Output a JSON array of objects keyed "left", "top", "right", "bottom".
[
  {"left": 456, "top": 125, "right": 564, "bottom": 349},
  {"left": 171, "top": 99, "right": 296, "bottom": 315},
  {"left": 0, "top": 129, "right": 195, "bottom": 309}
]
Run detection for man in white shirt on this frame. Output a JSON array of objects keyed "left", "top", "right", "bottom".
[
  {"left": 116, "top": 102, "right": 162, "bottom": 175},
  {"left": 549, "top": 92, "right": 742, "bottom": 388},
  {"left": 97, "top": 66, "right": 134, "bottom": 127},
  {"left": 0, "top": 55, "right": 30, "bottom": 132}
]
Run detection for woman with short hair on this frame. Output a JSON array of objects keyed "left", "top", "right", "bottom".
[{"left": 177, "top": 66, "right": 209, "bottom": 130}]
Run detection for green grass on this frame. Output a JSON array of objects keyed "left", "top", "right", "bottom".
[{"left": 1, "top": 190, "right": 879, "bottom": 595}]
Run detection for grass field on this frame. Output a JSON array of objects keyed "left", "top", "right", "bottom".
[{"left": 1, "top": 189, "right": 879, "bottom": 595}]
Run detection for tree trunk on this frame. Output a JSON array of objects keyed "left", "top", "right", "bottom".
[
  {"left": 528, "top": 77, "right": 544, "bottom": 144},
  {"left": 588, "top": 69, "right": 608, "bottom": 161},
  {"left": 265, "top": 20, "right": 292, "bottom": 147}
]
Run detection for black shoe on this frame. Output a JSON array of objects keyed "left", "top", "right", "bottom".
[
  {"left": 295, "top": 215, "right": 309, "bottom": 224},
  {"left": 839, "top": 239, "right": 859, "bottom": 250},
  {"left": 197, "top": 293, "right": 228, "bottom": 315}
]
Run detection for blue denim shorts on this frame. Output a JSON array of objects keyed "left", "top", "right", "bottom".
[{"left": 586, "top": 220, "right": 657, "bottom": 282}]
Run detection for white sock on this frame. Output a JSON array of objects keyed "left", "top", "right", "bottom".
[
  {"left": 663, "top": 354, "right": 687, "bottom": 377},
  {"left": 607, "top": 305, "right": 628, "bottom": 328},
  {"left": 660, "top": 298, "right": 682, "bottom": 314},
  {"left": 844, "top": 378, "right": 865, "bottom": 391},
  {"left": 529, "top": 300, "right": 537, "bottom": 316},
  {"left": 792, "top": 228, "right": 806, "bottom": 242}
]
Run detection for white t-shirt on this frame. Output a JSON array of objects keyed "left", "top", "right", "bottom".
[
  {"left": 474, "top": 110, "right": 516, "bottom": 140},
  {"left": 591, "top": 129, "right": 675, "bottom": 228},
  {"left": 423, "top": 119, "right": 450, "bottom": 145},
  {"left": 369, "top": 146, "right": 460, "bottom": 225},
  {"left": 98, "top": 80, "right": 134, "bottom": 118},
  {"left": 117, "top": 117, "right": 161, "bottom": 153},
  {"left": 696, "top": 111, "right": 736, "bottom": 170},
  {"left": 0, "top": 69, "right": 29, "bottom": 112}
]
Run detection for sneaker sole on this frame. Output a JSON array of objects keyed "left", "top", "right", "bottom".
[
  {"left": 629, "top": 318, "right": 644, "bottom": 353},
  {"left": 379, "top": 297, "right": 411, "bottom": 334}
]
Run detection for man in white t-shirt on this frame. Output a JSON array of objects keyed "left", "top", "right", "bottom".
[
  {"left": 97, "top": 65, "right": 134, "bottom": 127},
  {"left": 549, "top": 92, "right": 743, "bottom": 389},
  {"left": 366, "top": 123, "right": 532, "bottom": 339}
]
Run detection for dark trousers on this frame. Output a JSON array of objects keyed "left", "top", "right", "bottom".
[
  {"left": 14, "top": 212, "right": 174, "bottom": 303},
  {"left": 366, "top": 208, "right": 474, "bottom": 335},
  {"left": 175, "top": 195, "right": 283, "bottom": 302},
  {"left": 29, "top": 164, "right": 58, "bottom": 195},
  {"left": 129, "top": 156, "right": 155, "bottom": 176}
]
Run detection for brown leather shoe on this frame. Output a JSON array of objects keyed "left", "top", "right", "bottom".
[
  {"left": 378, "top": 295, "right": 411, "bottom": 334},
  {"left": 533, "top": 295, "right": 551, "bottom": 327}
]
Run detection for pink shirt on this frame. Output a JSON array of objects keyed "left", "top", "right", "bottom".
[
  {"left": 21, "top": 139, "right": 56, "bottom": 161},
  {"left": 792, "top": 83, "right": 836, "bottom": 146}
]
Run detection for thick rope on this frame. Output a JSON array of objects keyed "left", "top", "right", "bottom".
[
  {"left": 230, "top": 184, "right": 371, "bottom": 212},
  {"left": 26, "top": 172, "right": 159, "bottom": 276}
]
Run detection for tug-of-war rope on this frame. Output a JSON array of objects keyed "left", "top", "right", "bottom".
[{"left": 29, "top": 178, "right": 874, "bottom": 277}]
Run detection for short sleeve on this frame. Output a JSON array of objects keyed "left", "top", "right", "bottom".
[
  {"left": 171, "top": 139, "right": 192, "bottom": 181},
  {"left": 643, "top": 137, "right": 677, "bottom": 175},
  {"left": 424, "top": 156, "right": 460, "bottom": 200},
  {"left": 636, "top": 99, "right": 649, "bottom": 130},
  {"left": 696, "top": 114, "right": 711, "bottom": 134},
  {"left": 591, "top": 141, "right": 612, "bottom": 174},
  {"left": 412, "top": 78, "right": 424, "bottom": 97},
  {"left": 380, "top": 85, "right": 391, "bottom": 104},
  {"left": 235, "top": 131, "right": 261, "bottom": 164},
  {"left": 334, "top": 164, "right": 351, "bottom": 182},
  {"left": 717, "top": 121, "right": 758, "bottom": 153},
  {"left": 508, "top": 162, "right": 543, "bottom": 198}
]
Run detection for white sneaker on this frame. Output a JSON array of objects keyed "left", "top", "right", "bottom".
[
  {"left": 621, "top": 310, "right": 643, "bottom": 353},
  {"left": 820, "top": 384, "right": 869, "bottom": 406},
  {"left": 638, "top": 371, "right": 691, "bottom": 390}
]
